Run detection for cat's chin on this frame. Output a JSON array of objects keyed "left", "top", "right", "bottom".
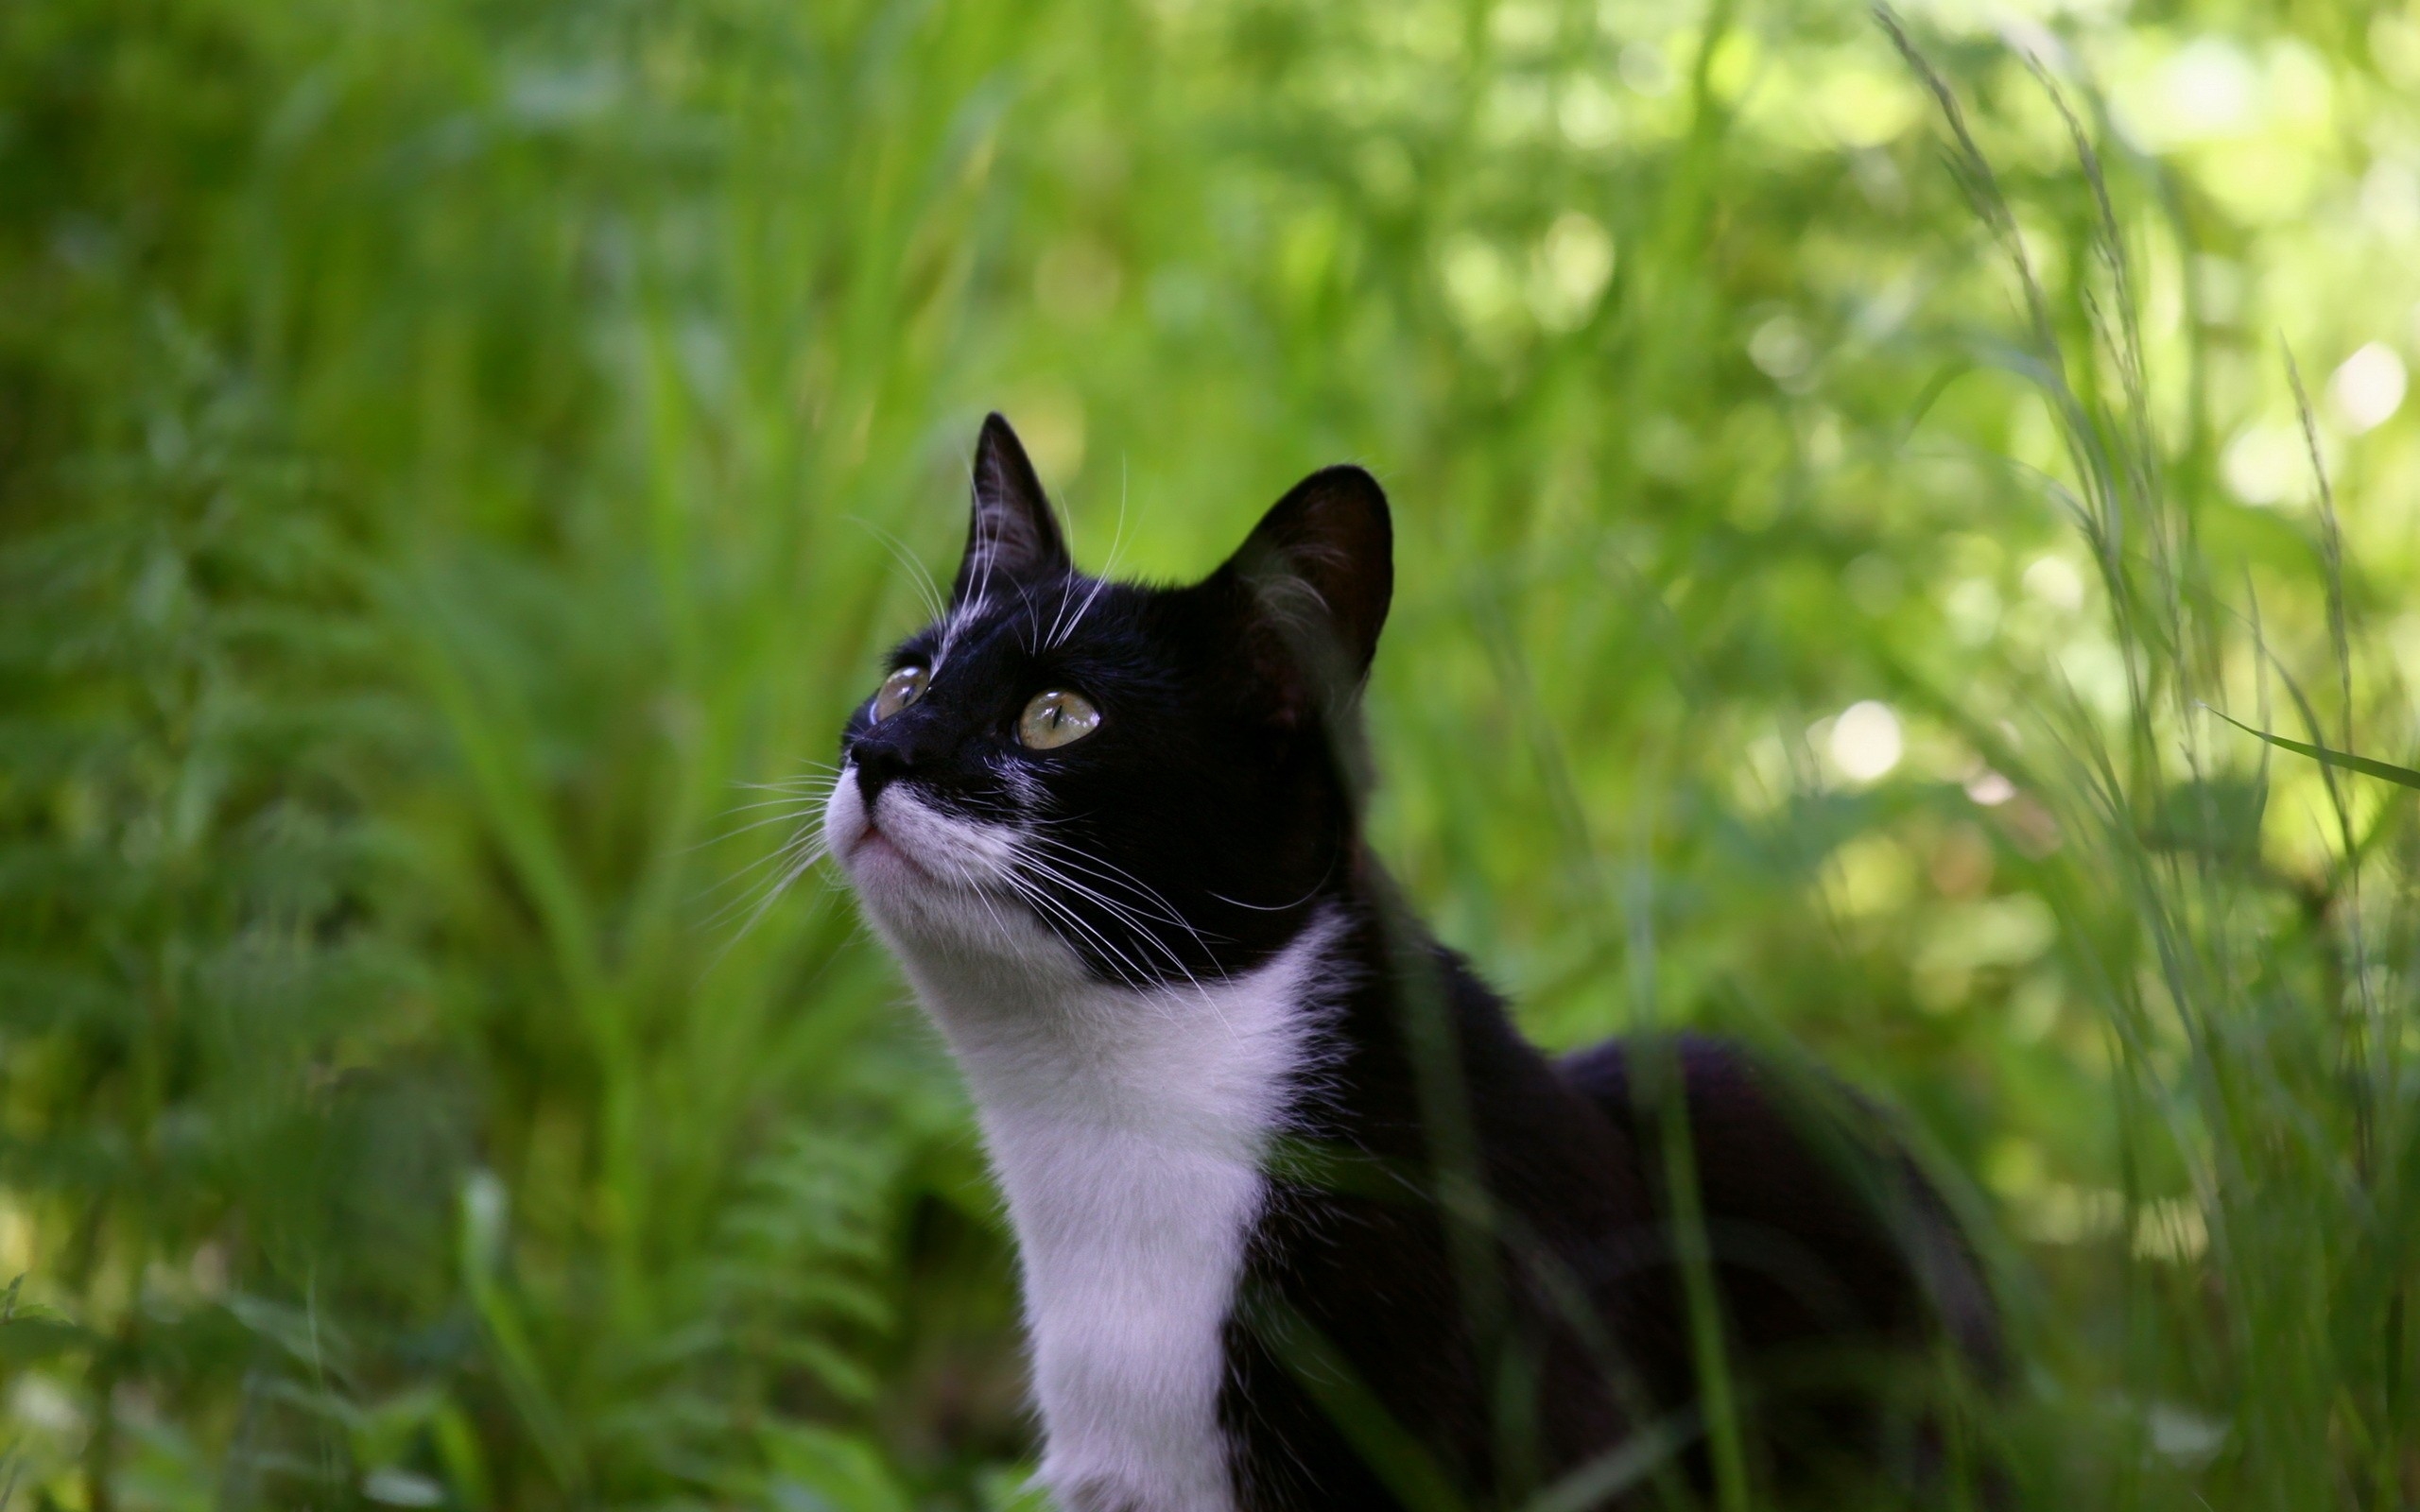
[
  {"left": 826, "top": 778, "right": 957, "bottom": 897},
  {"left": 849, "top": 868, "right": 1080, "bottom": 984},
  {"left": 840, "top": 824, "right": 936, "bottom": 885}
]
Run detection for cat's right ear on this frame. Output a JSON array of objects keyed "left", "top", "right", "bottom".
[
  {"left": 951, "top": 413, "right": 1070, "bottom": 602},
  {"left": 1210, "top": 465, "right": 1393, "bottom": 722}
]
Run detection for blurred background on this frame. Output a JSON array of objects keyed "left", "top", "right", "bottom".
[{"left": 4, "top": 0, "right": 2417, "bottom": 1506}]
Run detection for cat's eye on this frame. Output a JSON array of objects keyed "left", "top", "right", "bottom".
[
  {"left": 1017, "top": 689, "right": 1100, "bottom": 749},
  {"left": 872, "top": 665, "right": 928, "bottom": 722}
]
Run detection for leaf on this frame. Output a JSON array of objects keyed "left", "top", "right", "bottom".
[
  {"left": 0, "top": 1315, "right": 97, "bottom": 1366},
  {"left": 776, "top": 1337, "right": 881, "bottom": 1403},
  {"left": 2203, "top": 706, "right": 2420, "bottom": 791}
]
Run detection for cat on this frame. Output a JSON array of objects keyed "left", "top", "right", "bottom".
[{"left": 821, "top": 414, "right": 2002, "bottom": 1512}]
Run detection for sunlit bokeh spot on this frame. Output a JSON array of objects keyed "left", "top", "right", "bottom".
[
  {"left": 1831, "top": 700, "right": 1904, "bottom": 782},
  {"left": 2222, "top": 421, "right": 2311, "bottom": 506},
  {"left": 1966, "top": 769, "right": 2017, "bottom": 806},
  {"left": 2022, "top": 555, "right": 2085, "bottom": 611},
  {"left": 2331, "top": 342, "right": 2408, "bottom": 432}
]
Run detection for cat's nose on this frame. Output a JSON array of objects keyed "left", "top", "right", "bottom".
[{"left": 850, "top": 726, "right": 930, "bottom": 807}]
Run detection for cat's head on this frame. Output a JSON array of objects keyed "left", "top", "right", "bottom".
[{"left": 822, "top": 413, "right": 1391, "bottom": 986}]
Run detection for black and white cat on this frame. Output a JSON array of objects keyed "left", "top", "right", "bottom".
[{"left": 823, "top": 415, "right": 2000, "bottom": 1512}]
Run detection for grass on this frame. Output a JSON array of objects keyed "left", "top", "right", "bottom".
[{"left": 3, "top": 0, "right": 2417, "bottom": 1506}]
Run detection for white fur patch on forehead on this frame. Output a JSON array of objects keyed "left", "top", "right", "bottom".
[
  {"left": 930, "top": 593, "right": 1011, "bottom": 672},
  {"left": 932, "top": 575, "right": 1098, "bottom": 673},
  {"left": 929, "top": 598, "right": 978, "bottom": 676}
]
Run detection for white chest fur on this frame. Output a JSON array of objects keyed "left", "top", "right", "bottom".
[{"left": 897, "top": 924, "right": 1339, "bottom": 1512}]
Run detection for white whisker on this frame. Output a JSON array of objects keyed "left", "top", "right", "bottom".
[
  {"left": 847, "top": 515, "right": 947, "bottom": 626},
  {"left": 734, "top": 775, "right": 842, "bottom": 794},
  {"left": 713, "top": 790, "right": 838, "bottom": 816},
  {"left": 1205, "top": 860, "right": 1335, "bottom": 913},
  {"left": 694, "top": 827, "right": 817, "bottom": 902},
  {"left": 1009, "top": 853, "right": 1226, "bottom": 1023},
  {"left": 1018, "top": 833, "right": 1226, "bottom": 947},
  {"left": 722, "top": 833, "right": 832, "bottom": 941},
  {"left": 1015, "top": 848, "right": 1195, "bottom": 932},
  {"left": 683, "top": 804, "right": 828, "bottom": 853},
  {"left": 1046, "top": 460, "right": 1130, "bottom": 650},
  {"left": 998, "top": 868, "right": 1184, "bottom": 998}
]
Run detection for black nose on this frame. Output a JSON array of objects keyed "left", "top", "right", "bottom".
[{"left": 850, "top": 722, "right": 931, "bottom": 806}]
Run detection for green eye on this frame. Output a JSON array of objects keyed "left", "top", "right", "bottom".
[
  {"left": 872, "top": 665, "right": 928, "bottom": 722},
  {"left": 1017, "top": 689, "right": 1101, "bottom": 749}
]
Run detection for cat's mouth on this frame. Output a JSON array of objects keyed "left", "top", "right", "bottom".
[
  {"left": 823, "top": 765, "right": 1020, "bottom": 902},
  {"left": 845, "top": 815, "right": 935, "bottom": 882}
]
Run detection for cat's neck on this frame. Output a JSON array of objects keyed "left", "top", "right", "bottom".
[
  {"left": 890, "top": 904, "right": 1347, "bottom": 1123},
  {"left": 891, "top": 910, "right": 1350, "bottom": 1512}
]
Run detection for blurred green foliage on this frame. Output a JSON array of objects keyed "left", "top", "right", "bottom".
[{"left": 4, "top": 0, "right": 2418, "bottom": 1506}]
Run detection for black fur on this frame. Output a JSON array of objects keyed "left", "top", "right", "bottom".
[{"left": 838, "top": 416, "right": 2001, "bottom": 1509}]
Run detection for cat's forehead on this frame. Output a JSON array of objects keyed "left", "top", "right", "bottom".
[{"left": 912, "top": 573, "right": 1149, "bottom": 669}]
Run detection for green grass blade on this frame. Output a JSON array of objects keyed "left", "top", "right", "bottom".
[{"left": 2203, "top": 705, "right": 2420, "bottom": 791}]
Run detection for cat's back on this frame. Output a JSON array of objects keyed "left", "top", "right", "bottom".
[{"left": 1559, "top": 1032, "right": 2003, "bottom": 1491}]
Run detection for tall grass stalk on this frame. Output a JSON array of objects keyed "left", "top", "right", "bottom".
[{"left": 3, "top": 0, "right": 2415, "bottom": 1506}]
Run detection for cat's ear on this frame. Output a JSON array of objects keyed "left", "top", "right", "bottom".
[
  {"left": 951, "top": 413, "right": 1070, "bottom": 601},
  {"left": 1212, "top": 465, "right": 1393, "bottom": 718}
]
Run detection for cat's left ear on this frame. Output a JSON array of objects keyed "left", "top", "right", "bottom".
[
  {"left": 1212, "top": 464, "right": 1393, "bottom": 715},
  {"left": 951, "top": 413, "right": 1070, "bottom": 601}
]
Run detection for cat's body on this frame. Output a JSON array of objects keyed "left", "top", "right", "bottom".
[{"left": 823, "top": 417, "right": 1998, "bottom": 1511}]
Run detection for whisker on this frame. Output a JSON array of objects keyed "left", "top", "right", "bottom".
[
  {"left": 1041, "top": 577, "right": 1078, "bottom": 652},
  {"left": 720, "top": 833, "right": 832, "bottom": 939},
  {"left": 845, "top": 515, "right": 946, "bottom": 626},
  {"left": 700, "top": 842, "right": 838, "bottom": 976},
  {"left": 682, "top": 805, "right": 827, "bottom": 854},
  {"left": 1016, "top": 833, "right": 1227, "bottom": 945},
  {"left": 732, "top": 777, "right": 842, "bottom": 795},
  {"left": 734, "top": 767, "right": 844, "bottom": 787},
  {"left": 952, "top": 862, "right": 1038, "bottom": 953},
  {"left": 1205, "top": 855, "right": 1337, "bottom": 913},
  {"left": 720, "top": 787, "right": 839, "bottom": 814},
  {"left": 748, "top": 759, "right": 842, "bottom": 780},
  {"left": 692, "top": 826, "right": 817, "bottom": 902},
  {"left": 938, "top": 473, "right": 1010, "bottom": 674},
  {"left": 1013, "top": 845, "right": 1190, "bottom": 921},
  {"left": 1017, "top": 851, "right": 1208, "bottom": 945},
  {"left": 1049, "top": 574, "right": 1115, "bottom": 651},
  {"left": 1010, "top": 852, "right": 1225, "bottom": 1018},
  {"left": 994, "top": 866, "right": 1145, "bottom": 971},
  {"left": 714, "top": 790, "right": 837, "bottom": 816},
  {"left": 700, "top": 816, "right": 830, "bottom": 919},
  {"left": 1206, "top": 888, "right": 1315, "bottom": 912},
  {"left": 997, "top": 869, "right": 1172, "bottom": 994},
  {"left": 1047, "top": 462, "right": 1130, "bottom": 649}
]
